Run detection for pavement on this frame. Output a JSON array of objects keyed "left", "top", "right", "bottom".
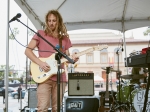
[{"left": 0, "top": 96, "right": 21, "bottom": 112}]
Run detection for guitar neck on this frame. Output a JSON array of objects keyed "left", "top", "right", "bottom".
[
  {"left": 61, "top": 47, "right": 95, "bottom": 63},
  {"left": 60, "top": 45, "right": 108, "bottom": 63},
  {"left": 105, "top": 74, "right": 109, "bottom": 98}
]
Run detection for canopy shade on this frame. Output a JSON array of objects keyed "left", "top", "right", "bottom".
[{"left": 14, "top": 0, "right": 150, "bottom": 32}]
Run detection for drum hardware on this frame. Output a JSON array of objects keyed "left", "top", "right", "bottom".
[
  {"left": 101, "top": 67, "right": 121, "bottom": 72},
  {"left": 140, "top": 83, "right": 147, "bottom": 89},
  {"left": 110, "top": 47, "right": 135, "bottom": 111},
  {"left": 133, "top": 84, "right": 140, "bottom": 89},
  {"left": 109, "top": 72, "right": 114, "bottom": 108},
  {"left": 120, "top": 74, "right": 148, "bottom": 111},
  {"left": 120, "top": 74, "right": 145, "bottom": 79}
]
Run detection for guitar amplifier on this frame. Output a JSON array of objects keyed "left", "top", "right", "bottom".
[
  {"left": 63, "top": 92, "right": 100, "bottom": 112},
  {"left": 68, "top": 73, "right": 94, "bottom": 96}
]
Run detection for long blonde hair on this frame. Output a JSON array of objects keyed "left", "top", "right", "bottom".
[{"left": 44, "top": 10, "right": 69, "bottom": 38}]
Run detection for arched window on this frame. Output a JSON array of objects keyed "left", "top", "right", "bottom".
[
  {"left": 72, "top": 49, "right": 80, "bottom": 63},
  {"left": 72, "top": 49, "right": 79, "bottom": 54}
]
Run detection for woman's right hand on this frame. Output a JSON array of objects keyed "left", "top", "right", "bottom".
[{"left": 39, "top": 61, "right": 50, "bottom": 72}]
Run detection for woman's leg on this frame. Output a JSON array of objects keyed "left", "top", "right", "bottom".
[
  {"left": 51, "top": 81, "right": 66, "bottom": 112},
  {"left": 37, "top": 80, "right": 52, "bottom": 112}
]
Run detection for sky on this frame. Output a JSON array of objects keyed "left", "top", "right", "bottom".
[
  {"left": 0, "top": 1, "right": 149, "bottom": 71},
  {"left": 0, "top": 1, "right": 36, "bottom": 71}
]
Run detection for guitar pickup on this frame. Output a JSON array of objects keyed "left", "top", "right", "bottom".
[{"left": 37, "top": 73, "right": 48, "bottom": 79}]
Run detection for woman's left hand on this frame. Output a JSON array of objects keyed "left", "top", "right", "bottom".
[{"left": 72, "top": 52, "right": 79, "bottom": 62}]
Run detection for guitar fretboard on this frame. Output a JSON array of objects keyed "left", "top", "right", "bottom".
[{"left": 60, "top": 45, "right": 108, "bottom": 63}]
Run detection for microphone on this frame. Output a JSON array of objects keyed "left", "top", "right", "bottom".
[
  {"left": 121, "top": 38, "right": 124, "bottom": 51},
  {"left": 9, "top": 13, "right": 21, "bottom": 23}
]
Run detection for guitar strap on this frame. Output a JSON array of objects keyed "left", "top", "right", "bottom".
[{"left": 59, "top": 38, "right": 62, "bottom": 52}]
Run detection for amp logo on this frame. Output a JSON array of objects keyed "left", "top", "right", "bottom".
[{"left": 67, "top": 101, "right": 83, "bottom": 109}]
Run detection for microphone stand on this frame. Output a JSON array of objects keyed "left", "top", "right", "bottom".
[
  {"left": 109, "top": 49, "right": 122, "bottom": 112},
  {"left": 116, "top": 49, "right": 122, "bottom": 112},
  {"left": 14, "top": 18, "right": 75, "bottom": 112}
]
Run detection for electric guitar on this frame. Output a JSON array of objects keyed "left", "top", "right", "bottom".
[
  {"left": 99, "top": 67, "right": 110, "bottom": 111},
  {"left": 30, "top": 45, "right": 108, "bottom": 83}
]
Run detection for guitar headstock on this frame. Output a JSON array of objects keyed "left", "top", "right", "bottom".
[{"left": 93, "top": 44, "right": 108, "bottom": 51}]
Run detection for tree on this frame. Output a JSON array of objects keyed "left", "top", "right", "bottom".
[
  {"left": 28, "top": 29, "right": 34, "bottom": 36},
  {"left": 143, "top": 27, "right": 150, "bottom": 36},
  {"left": 0, "top": 65, "right": 15, "bottom": 78},
  {"left": 9, "top": 27, "right": 19, "bottom": 40}
]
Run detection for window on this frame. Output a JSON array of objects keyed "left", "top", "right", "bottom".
[
  {"left": 100, "top": 49, "right": 108, "bottom": 63},
  {"left": 86, "top": 53, "right": 93, "bottom": 63}
]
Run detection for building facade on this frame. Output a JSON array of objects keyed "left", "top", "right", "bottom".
[{"left": 67, "top": 31, "right": 148, "bottom": 83}]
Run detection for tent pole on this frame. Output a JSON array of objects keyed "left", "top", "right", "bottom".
[
  {"left": 122, "top": 19, "right": 132, "bottom": 112},
  {"left": 25, "top": 18, "right": 28, "bottom": 89},
  {"left": 5, "top": 0, "right": 10, "bottom": 112}
]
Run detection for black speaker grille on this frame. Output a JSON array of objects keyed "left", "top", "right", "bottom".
[
  {"left": 28, "top": 88, "right": 37, "bottom": 108},
  {"left": 68, "top": 73, "right": 94, "bottom": 96}
]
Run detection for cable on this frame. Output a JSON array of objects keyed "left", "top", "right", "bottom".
[
  {"left": 9, "top": 24, "right": 55, "bottom": 53},
  {"left": 11, "top": 38, "right": 18, "bottom": 70}
]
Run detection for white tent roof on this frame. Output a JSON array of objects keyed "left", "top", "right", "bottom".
[{"left": 14, "top": 0, "right": 150, "bottom": 32}]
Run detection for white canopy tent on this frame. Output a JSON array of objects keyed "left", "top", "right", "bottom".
[
  {"left": 13, "top": 0, "right": 150, "bottom": 63},
  {"left": 13, "top": 0, "right": 150, "bottom": 62},
  {"left": 14, "top": 0, "right": 150, "bottom": 32}
]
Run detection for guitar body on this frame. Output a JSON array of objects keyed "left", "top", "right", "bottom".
[{"left": 30, "top": 53, "right": 64, "bottom": 83}]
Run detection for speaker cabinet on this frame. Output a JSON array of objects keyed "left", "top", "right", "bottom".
[
  {"left": 28, "top": 87, "right": 52, "bottom": 109},
  {"left": 64, "top": 93, "right": 100, "bottom": 112},
  {"left": 68, "top": 73, "right": 94, "bottom": 96},
  {"left": 28, "top": 88, "right": 37, "bottom": 108}
]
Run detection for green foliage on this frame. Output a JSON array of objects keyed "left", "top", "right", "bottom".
[
  {"left": 143, "top": 27, "right": 150, "bottom": 36},
  {"left": 9, "top": 27, "right": 19, "bottom": 40},
  {"left": 28, "top": 29, "right": 34, "bottom": 36},
  {"left": 0, "top": 70, "right": 4, "bottom": 78},
  {"left": 0, "top": 65, "right": 18, "bottom": 78}
]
